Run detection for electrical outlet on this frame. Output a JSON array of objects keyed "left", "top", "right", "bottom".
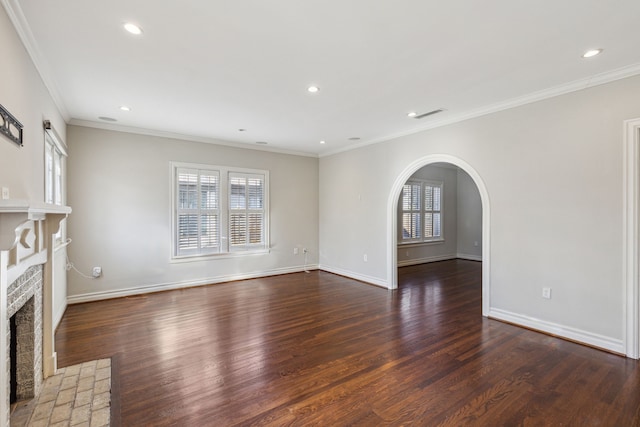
[
  {"left": 363, "top": 254, "right": 368, "bottom": 262},
  {"left": 542, "top": 287, "right": 551, "bottom": 299},
  {"left": 1, "top": 187, "right": 9, "bottom": 200},
  {"left": 474, "top": 241, "right": 479, "bottom": 247},
  {"left": 293, "top": 247, "right": 299, "bottom": 255},
  {"left": 92, "top": 267, "right": 102, "bottom": 278}
]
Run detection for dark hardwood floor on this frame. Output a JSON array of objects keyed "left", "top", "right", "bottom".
[{"left": 55, "top": 260, "right": 640, "bottom": 426}]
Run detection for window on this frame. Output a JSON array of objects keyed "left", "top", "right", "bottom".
[
  {"left": 172, "top": 163, "right": 269, "bottom": 258},
  {"left": 44, "top": 123, "right": 67, "bottom": 244},
  {"left": 176, "top": 168, "right": 220, "bottom": 256},
  {"left": 44, "top": 131, "right": 66, "bottom": 205},
  {"left": 229, "top": 173, "right": 265, "bottom": 252},
  {"left": 400, "top": 180, "right": 442, "bottom": 243}
]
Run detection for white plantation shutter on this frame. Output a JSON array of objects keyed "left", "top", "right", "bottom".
[
  {"left": 229, "top": 173, "right": 265, "bottom": 251},
  {"left": 401, "top": 182, "right": 422, "bottom": 241},
  {"left": 399, "top": 180, "right": 443, "bottom": 243},
  {"left": 200, "top": 173, "right": 220, "bottom": 250},
  {"left": 173, "top": 163, "right": 269, "bottom": 258},
  {"left": 424, "top": 184, "right": 442, "bottom": 239},
  {"left": 176, "top": 168, "right": 220, "bottom": 256}
]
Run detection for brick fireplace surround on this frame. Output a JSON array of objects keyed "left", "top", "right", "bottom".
[
  {"left": 0, "top": 201, "right": 70, "bottom": 427},
  {"left": 7, "top": 265, "right": 43, "bottom": 406}
]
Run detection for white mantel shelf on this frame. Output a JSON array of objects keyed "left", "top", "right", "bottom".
[{"left": 0, "top": 199, "right": 71, "bottom": 216}]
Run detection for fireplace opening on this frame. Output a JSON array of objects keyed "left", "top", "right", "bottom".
[
  {"left": 10, "top": 314, "right": 17, "bottom": 404},
  {"left": 9, "top": 297, "right": 36, "bottom": 406}
]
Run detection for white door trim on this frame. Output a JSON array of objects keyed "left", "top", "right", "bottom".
[
  {"left": 623, "top": 118, "right": 640, "bottom": 359},
  {"left": 387, "top": 154, "right": 491, "bottom": 316}
]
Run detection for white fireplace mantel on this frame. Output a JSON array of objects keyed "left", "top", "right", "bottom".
[{"left": 0, "top": 200, "right": 71, "bottom": 251}]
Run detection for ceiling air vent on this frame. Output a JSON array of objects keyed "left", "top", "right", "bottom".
[{"left": 414, "top": 109, "right": 445, "bottom": 119}]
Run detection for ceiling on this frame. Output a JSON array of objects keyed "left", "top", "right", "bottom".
[{"left": 6, "top": 0, "right": 640, "bottom": 156}]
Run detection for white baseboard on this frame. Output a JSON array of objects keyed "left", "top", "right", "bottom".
[
  {"left": 67, "top": 264, "right": 319, "bottom": 304},
  {"left": 456, "top": 253, "right": 483, "bottom": 262},
  {"left": 318, "top": 264, "right": 389, "bottom": 289},
  {"left": 397, "top": 254, "right": 457, "bottom": 267},
  {"left": 396, "top": 253, "right": 482, "bottom": 267},
  {"left": 488, "top": 308, "right": 624, "bottom": 355}
]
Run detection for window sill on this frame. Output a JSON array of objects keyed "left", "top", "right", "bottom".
[
  {"left": 398, "top": 239, "right": 445, "bottom": 248},
  {"left": 171, "top": 248, "right": 271, "bottom": 264}
]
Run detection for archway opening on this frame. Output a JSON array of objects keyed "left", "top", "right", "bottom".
[{"left": 387, "top": 155, "right": 491, "bottom": 316}]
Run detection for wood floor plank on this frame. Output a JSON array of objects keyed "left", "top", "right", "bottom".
[{"left": 55, "top": 260, "right": 640, "bottom": 426}]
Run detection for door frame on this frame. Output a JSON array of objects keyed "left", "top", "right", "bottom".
[{"left": 623, "top": 117, "right": 640, "bottom": 359}]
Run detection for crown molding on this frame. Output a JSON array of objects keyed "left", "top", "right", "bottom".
[
  {"left": 1, "top": 0, "right": 70, "bottom": 121},
  {"left": 320, "top": 62, "right": 640, "bottom": 158},
  {"left": 4, "top": 0, "right": 639, "bottom": 159},
  {"left": 68, "top": 119, "right": 319, "bottom": 158}
]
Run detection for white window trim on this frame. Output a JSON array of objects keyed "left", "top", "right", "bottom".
[
  {"left": 398, "top": 179, "right": 444, "bottom": 245},
  {"left": 170, "top": 161, "right": 270, "bottom": 261},
  {"left": 44, "top": 124, "right": 67, "bottom": 246}
]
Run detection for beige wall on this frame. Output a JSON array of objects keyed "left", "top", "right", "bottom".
[
  {"left": 66, "top": 126, "right": 319, "bottom": 300},
  {"left": 0, "top": 7, "right": 66, "bottom": 202},
  {"left": 0, "top": 5, "right": 68, "bottom": 326},
  {"left": 456, "top": 169, "right": 482, "bottom": 259},
  {"left": 319, "top": 74, "right": 640, "bottom": 353}
]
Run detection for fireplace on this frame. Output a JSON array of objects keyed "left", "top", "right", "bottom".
[{"left": 0, "top": 201, "right": 70, "bottom": 427}]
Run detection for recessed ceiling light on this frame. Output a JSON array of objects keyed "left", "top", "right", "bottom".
[
  {"left": 124, "top": 23, "right": 143, "bottom": 35},
  {"left": 256, "top": 141, "right": 268, "bottom": 145},
  {"left": 407, "top": 112, "right": 417, "bottom": 118},
  {"left": 320, "top": 140, "right": 326, "bottom": 144},
  {"left": 582, "top": 49, "right": 602, "bottom": 58},
  {"left": 307, "top": 86, "right": 319, "bottom": 93},
  {"left": 98, "top": 116, "right": 117, "bottom": 122},
  {"left": 120, "top": 106, "right": 131, "bottom": 112}
]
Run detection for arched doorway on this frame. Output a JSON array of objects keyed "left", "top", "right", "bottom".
[{"left": 386, "top": 154, "right": 491, "bottom": 316}]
